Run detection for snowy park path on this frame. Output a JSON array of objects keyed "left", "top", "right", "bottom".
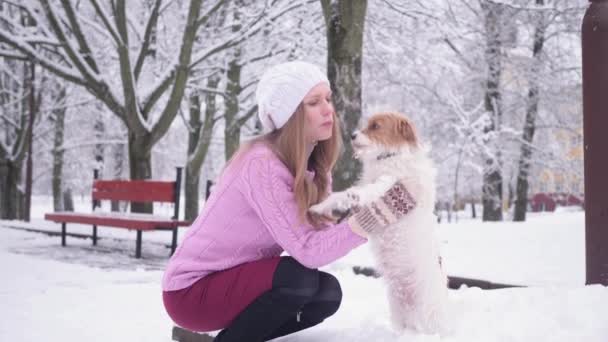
[{"left": 1, "top": 209, "right": 607, "bottom": 341}]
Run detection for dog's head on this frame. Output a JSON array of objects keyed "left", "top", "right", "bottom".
[{"left": 351, "top": 112, "right": 419, "bottom": 160}]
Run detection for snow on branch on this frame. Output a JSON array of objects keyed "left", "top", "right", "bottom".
[
  {"left": 39, "top": 0, "right": 102, "bottom": 83},
  {"left": 133, "top": 0, "right": 162, "bottom": 80},
  {"left": 0, "top": 49, "right": 28, "bottom": 60},
  {"left": 88, "top": 0, "right": 123, "bottom": 45},
  {"left": 0, "top": 31, "right": 86, "bottom": 86}
]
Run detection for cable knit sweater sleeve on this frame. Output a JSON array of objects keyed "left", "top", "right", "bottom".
[{"left": 240, "top": 155, "right": 367, "bottom": 269}]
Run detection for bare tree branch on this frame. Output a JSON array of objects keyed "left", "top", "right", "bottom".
[
  {"left": 133, "top": 0, "right": 162, "bottom": 80},
  {"left": 88, "top": 0, "right": 122, "bottom": 45},
  {"left": 235, "top": 104, "right": 257, "bottom": 128},
  {"left": 59, "top": 0, "right": 100, "bottom": 73},
  {"left": 194, "top": 0, "right": 229, "bottom": 30},
  {"left": 149, "top": 0, "right": 204, "bottom": 146},
  {"left": 443, "top": 37, "right": 475, "bottom": 70},
  {"left": 0, "top": 31, "right": 86, "bottom": 86},
  {"left": 0, "top": 49, "right": 28, "bottom": 60},
  {"left": 39, "top": 0, "right": 100, "bottom": 86}
]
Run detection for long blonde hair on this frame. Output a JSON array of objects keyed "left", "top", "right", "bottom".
[{"left": 223, "top": 105, "right": 342, "bottom": 228}]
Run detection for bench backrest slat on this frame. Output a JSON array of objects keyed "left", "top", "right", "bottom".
[{"left": 93, "top": 180, "right": 176, "bottom": 203}]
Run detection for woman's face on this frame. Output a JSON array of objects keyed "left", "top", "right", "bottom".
[{"left": 302, "top": 83, "right": 334, "bottom": 144}]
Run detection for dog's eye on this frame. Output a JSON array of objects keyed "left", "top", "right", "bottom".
[{"left": 371, "top": 122, "right": 380, "bottom": 130}]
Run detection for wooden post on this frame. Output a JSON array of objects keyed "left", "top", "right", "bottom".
[
  {"left": 582, "top": 0, "right": 608, "bottom": 285},
  {"left": 205, "top": 180, "right": 213, "bottom": 200},
  {"left": 173, "top": 167, "right": 183, "bottom": 220},
  {"left": 93, "top": 169, "right": 100, "bottom": 209},
  {"left": 92, "top": 169, "right": 99, "bottom": 246},
  {"left": 61, "top": 222, "right": 66, "bottom": 246},
  {"left": 136, "top": 230, "right": 142, "bottom": 259},
  {"left": 171, "top": 167, "right": 183, "bottom": 255}
]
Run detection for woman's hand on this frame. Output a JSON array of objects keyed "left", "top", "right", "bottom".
[
  {"left": 346, "top": 216, "right": 370, "bottom": 238},
  {"left": 308, "top": 210, "right": 338, "bottom": 224},
  {"left": 308, "top": 190, "right": 352, "bottom": 218}
]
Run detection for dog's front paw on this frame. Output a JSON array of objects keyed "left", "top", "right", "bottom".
[{"left": 309, "top": 192, "right": 351, "bottom": 217}]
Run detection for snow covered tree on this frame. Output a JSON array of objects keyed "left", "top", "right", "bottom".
[
  {"left": 0, "top": 0, "right": 275, "bottom": 212},
  {"left": 360, "top": 0, "right": 584, "bottom": 222},
  {"left": 181, "top": 0, "right": 319, "bottom": 219},
  {"left": 480, "top": 0, "right": 507, "bottom": 221},
  {"left": 0, "top": 1, "right": 220, "bottom": 212},
  {"left": 321, "top": 0, "right": 367, "bottom": 191},
  {"left": 0, "top": 58, "right": 31, "bottom": 220},
  {"left": 0, "top": 6, "right": 36, "bottom": 220},
  {"left": 513, "top": 0, "right": 547, "bottom": 221},
  {"left": 50, "top": 82, "right": 66, "bottom": 212},
  {"left": 184, "top": 84, "right": 217, "bottom": 221}
]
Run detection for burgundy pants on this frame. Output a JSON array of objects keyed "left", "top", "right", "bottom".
[{"left": 163, "top": 257, "right": 281, "bottom": 332}]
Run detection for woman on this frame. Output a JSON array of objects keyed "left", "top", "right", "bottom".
[{"left": 162, "top": 61, "right": 405, "bottom": 341}]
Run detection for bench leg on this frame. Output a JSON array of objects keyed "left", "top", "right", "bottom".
[
  {"left": 171, "top": 227, "right": 178, "bottom": 255},
  {"left": 92, "top": 225, "right": 98, "bottom": 246},
  {"left": 136, "top": 230, "right": 142, "bottom": 258},
  {"left": 61, "top": 223, "right": 66, "bottom": 246}
]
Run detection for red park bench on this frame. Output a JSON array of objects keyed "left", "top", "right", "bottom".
[{"left": 44, "top": 167, "right": 191, "bottom": 258}]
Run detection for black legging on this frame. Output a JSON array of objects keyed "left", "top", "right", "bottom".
[{"left": 214, "top": 256, "right": 342, "bottom": 341}]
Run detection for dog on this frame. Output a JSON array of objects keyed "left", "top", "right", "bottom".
[{"left": 309, "top": 112, "right": 448, "bottom": 334}]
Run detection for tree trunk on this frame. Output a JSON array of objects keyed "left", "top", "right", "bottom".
[
  {"left": 63, "top": 188, "right": 74, "bottom": 211},
  {"left": 321, "top": 0, "right": 367, "bottom": 191},
  {"left": 482, "top": 170, "right": 503, "bottom": 221},
  {"left": 471, "top": 200, "right": 477, "bottom": 219},
  {"left": 0, "top": 145, "right": 24, "bottom": 220},
  {"left": 507, "top": 182, "right": 514, "bottom": 209},
  {"left": 23, "top": 61, "right": 35, "bottom": 222},
  {"left": 52, "top": 87, "right": 67, "bottom": 212},
  {"left": 224, "top": 2, "right": 243, "bottom": 162},
  {"left": 0, "top": 161, "right": 21, "bottom": 220},
  {"left": 224, "top": 57, "right": 242, "bottom": 161},
  {"left": 481, "top": 1, "right": 504, "bottom": 222},
  {"left": 15, "top": 183, "right": 24, "bottom": 220},
  {"left": 185, "top": 77, "right": 218, "bottom": 221},
  {"left": 454, "top": 148, "right": 463, "bottom": 221},
  {"left": 110, "top": 141, "right": 127, "bottom": 212},
  {"left": 0, "top": 59, "right": 24, "bottom": 220},
  {"left": 184, "top": 165, "right": 200, "bottom": 222},
  {"left": 94, "top": 101, "right": 106, "bottom": 174},
  {"left": 128, "top": 133, "right": 153, "bottom": 213},
  {"left": 185, "top": 92, "right": 202, "bottom": 222},
  {"left": 514, "top": 0, "right": 546, "bottom": 222}
]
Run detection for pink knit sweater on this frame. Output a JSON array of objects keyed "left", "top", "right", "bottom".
[{"left": 162, "top": 143, "right": 367, "bottom": 291}]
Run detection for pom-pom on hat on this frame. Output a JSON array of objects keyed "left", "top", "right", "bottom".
[{"left": 256, "top": 61, "right": 330, "bottom": 132}]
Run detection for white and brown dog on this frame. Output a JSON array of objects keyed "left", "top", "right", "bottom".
[{"left": 310, "top": 112, "right": 448, "bottom": 334}]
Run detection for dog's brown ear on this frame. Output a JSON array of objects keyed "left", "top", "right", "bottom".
[{"left": 399, "top": 119, "right": 418, "bottom": 147}]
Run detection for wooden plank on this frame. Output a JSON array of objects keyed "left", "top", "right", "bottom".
[
  {"left": 45, "top": 212, "right": 189, "bottom": 230},
  {"left": 582, "top": 0, "right": 608, "bottom": 286},
  {"left": 447, "top": 276, "right": 524, "bottom": 290},
  {"left": 0, "top": 224, "right": 98, "bottom": 240},
  {"left": 93, "top": 180, "right": 175, "bottom": 202}
]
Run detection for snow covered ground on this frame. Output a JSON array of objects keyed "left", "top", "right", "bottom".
[{"left": 0, "top": 198, "right": 606, "bottom": 341}]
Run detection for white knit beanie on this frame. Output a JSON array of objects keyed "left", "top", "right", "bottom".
[{"left": 256, "top": 61, "right": 330, "bottom": 132}]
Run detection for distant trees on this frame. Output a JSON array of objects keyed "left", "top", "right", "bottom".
[{"left": 0, "top": 0, "right": 586, "bottom": 222}]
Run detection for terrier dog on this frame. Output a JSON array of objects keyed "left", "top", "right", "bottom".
[{"left": 309, "top": 112, "right": 448, "bottom": 334}]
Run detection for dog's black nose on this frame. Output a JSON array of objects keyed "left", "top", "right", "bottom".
[{"left": 351, "top": 132, "right": 357, "bottom": 140}]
